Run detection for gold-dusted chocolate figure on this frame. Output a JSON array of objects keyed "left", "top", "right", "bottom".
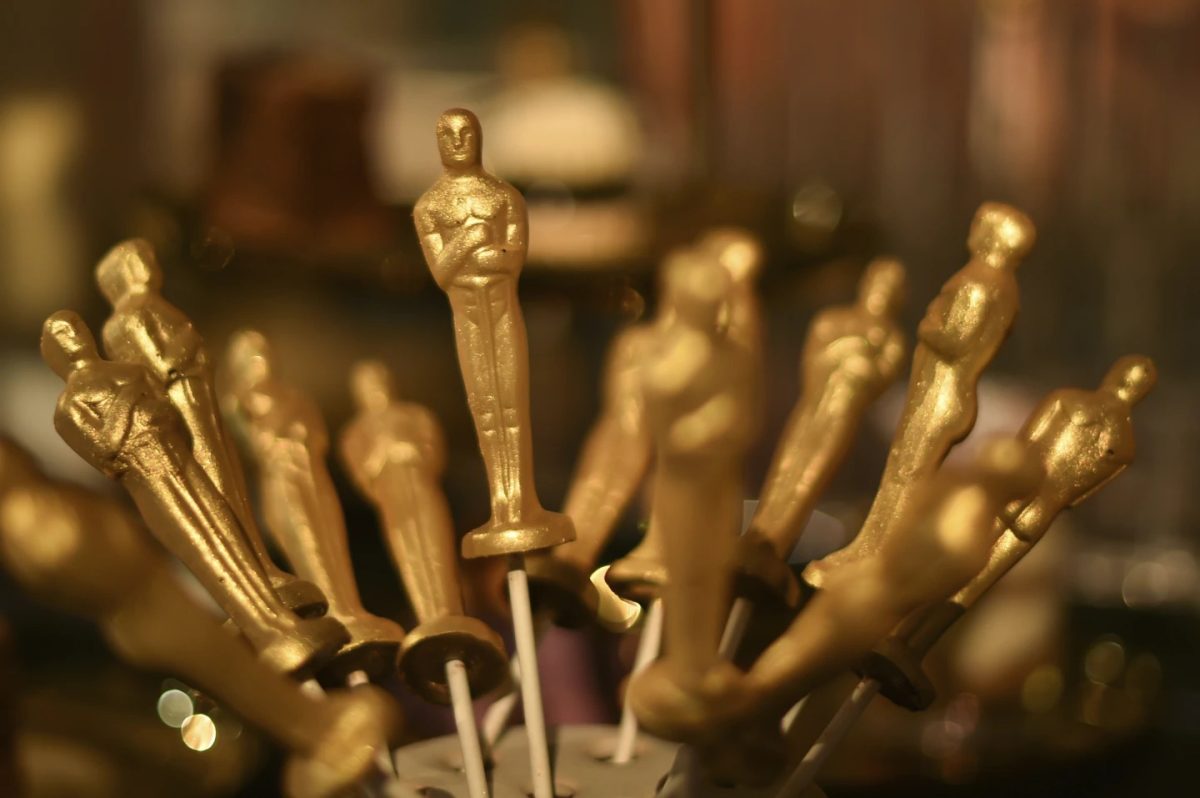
[
  {"left": 0, "top": 455, "right": 400, "bottom": 798},
  {"left": 743, "top": 438, "right": 1040, "bottom": 720},
  {"left": 805, "top": 202, "right": 1035, "bottom": 588},
  {"left": 625, "top": 251, "right": 761, "bottom": 743},
  {"left": 527, "top": 304, "right": 660, "bottom": 624},
  {"left": 341, "top": 361, "right": 508, "bottom": 703},
  {"left": 747, "top": 258, "right": 907, "bottom": 562},
  {"left": 414, "top": 108, "right": 575, "bottom": 558},
  {"left": 95, "top": 239, "right": 326, "bottom": 617},
  {"left": 866, "top": 355, "right": 1157, "bottom": 710},
  {"left": 40, "top": 312, "right": 346, "bottom": 676},
  {"left": 223, "top": 332, "right": 407, "bottom": 684}
]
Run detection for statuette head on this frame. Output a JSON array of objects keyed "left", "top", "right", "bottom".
[
  {"left": 349, "top": 360, "right": 395, "bottom": 415},
  {"left": 857, "top": 257, "right": 906, "bottom": 318},
  {"left": 1103, "top": 355, "right": 1157, "bottom": 406},
  {"left": 40, "top": 310, "right": 99, "bottom": 378},
  {"left": 699, "top": 227, "right": 763, "bottom": 284},
  {"left": 95, "top": 238, "right": 163, "bottom": 304},
  {"left": 436, "top": 108, "right": 483, "bottom": 170},
  {"left": 967, "top": 202, "right": 1035, "bottom": 269}
]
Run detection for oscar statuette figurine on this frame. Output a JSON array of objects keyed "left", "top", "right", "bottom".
[
  {"left": 746, "top": 258, "right": 907, "bottom": 562},
  {"left": 40, "top": 311, "right": 346, "bottom": 677},
  {"left": 340, "top": 361, "right": 507, "bottom": 702},
  {"left": 414, "top": 108, "right": 575, "bottom": 558},
  {"left": 625, "top": 250, "right": 761, "bottom": 744},
  {"left": 865, "top": 355, "right": 1158, "bottom": 710},
  {"left": 805, "top": 202, "right": 1035, "bottom": 588},
  {"left": 96, "top": 239, "right": 325, "bottom": 616},
  {"left": 223, "top": 332, "right": 408, "bottom": 684},
  {"left": 0, "top": 447, "right": 401, "bottom": 798}
]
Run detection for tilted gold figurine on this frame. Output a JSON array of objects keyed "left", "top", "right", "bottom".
[
  {"left": 741, "top": 437, "right": 1040, "bottom": 722},
  {"left": 527, "top": 287, "right": 662, "bottom": 623},
  {"left": 0, "top": 450, "right": 400, "bottom": 798},
  {"left": 805, "top": 202, "right": 1035, "bottom": 588},
  {"left": 341, "top": 361, "right": 508, "bottom": 703},
  {"left": 746, "top": 258, "right": 907, "bottom": 562},
  {"left": 223, "top": 332, "right": 408, "bottom": 684},
  {"left": 625, "top": 250, "right": 761, "bottom": 743},
  {"left": 414, "top": 108, "right": 575, "bottom": 558},
  {"left": 95, "top": 239, "right": 325, "bottom": 616},
  {"left": 40, "top": 311, "right": 346, "bottom": 676},
  {"left": 865, "top": 355, "right": 1157, "bottom": 710}
]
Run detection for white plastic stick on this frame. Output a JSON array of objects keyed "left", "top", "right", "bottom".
[
  {"left": 507, "top": 557, "right": 555, "bottom": 798},
  {"left": 611, "top": 597, "right": 664, "bottom": 764},
  {"left": 446, "top": 658, "right": 490, "bottom": 798},
  {"left": 775, "top": 678, "right": 879, "bottom": 798},
  {"left": 718, "top": 596, "right": 754, "bottom": 660}
]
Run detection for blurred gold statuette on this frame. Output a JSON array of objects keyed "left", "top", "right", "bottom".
[
  {"left": 626, "top": 250, "right": 761, "bottom": 743},
  {"left": 223, "top": 332, "right": 407, "bottom": 685},
  {"left": 95, "top": 239, "right": 326, "bottom": 617},
  {"left": 805, "top": 202, "right": 1035, "bottom": 588},
  {"left": 867, "top": 355, "right": 1157, "bottom": 710},
  {"left": 414, "top": 107, "right": 575, "bottom": 558},
  {"left": 341, "top": 361, "right": 508, "bottom": 703},
  {"left": 743, "top": 438, "right": 1040, "bottom": 721},
  {"left": 0, "top": 444, "right": 401, "bottom": 798},
  {"left": 746, "top": 258, "right": 907, "bottom": 562},
  {"left": 40, "top": 311, "right": 347, "bottom": 677}
]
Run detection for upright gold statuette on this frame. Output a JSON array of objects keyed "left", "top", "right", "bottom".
[
  {"left": 414, "top": 108, "right": 575, "bottom": 558},
  {"left": 805, "top": 203, "right": 1035, "bottom": 588},
  {"left": 223, "top": 331, "right": 408, "bottom": 684},
  {"left": 341, "top": 361, "right": 507, "bottom": 702},
  {"left": 96, "top": 239, "right": 325, "bottom": 616},
  {"left": 40, "top": 311, "right": 347, "bottom": 676},
  {"left": 0, "top": 442, "right": 401, "bottom": 798},
  {"left": 627, "top": 250, "right": 761, "bottom": 743}
]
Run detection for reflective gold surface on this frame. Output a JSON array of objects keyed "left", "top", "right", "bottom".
[
  {"left": 745, "top": 438, "right": 1040, "bottom": 720},
  {"left": 746, "top": 258, "right": 907, "bottom": 562},
  {"left": 414, "top": 108, "right": 575, "bottom": 558},
  {"left": 626, "top": 249, "right": 761, "bottom": 743},
  {"left": 223, "top": 333, "right": 407, "bottom": 684},
  {"left": 867, "top": 355, "right": 1158, "bottom": 710},
  {"left": 804, "top": 202, "right": 1035, "bottom": 588},
  {"left": 341, "top": 360, "right": 507, "bottom": 703},
  {"left": 95, "top": 239, "right": 325, "bottom": 616},
  {"left": 40, "top": 311, "right": 346, "bottom": 676},
  {"left": 0, "top": 446, "right": 400, "bottom": 798}
]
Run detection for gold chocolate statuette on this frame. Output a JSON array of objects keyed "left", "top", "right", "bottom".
[
  {"left": 0, "top": 442, "right": 401, "bottom": 798},
  {"left": 625, "top": 249, "right": 761, "bottom": 743},
  {"left": 223, "top": 332, "right": 407, "bottom": 685},
  {"left": 742, "top": 438, "right": 1040, "bottom": 721},
  {"left": 341, "top": 361, "right": 508, "bottom": 703},
  {"left": 414, "top": 108, "right": 575, "bottom": 558},
  {"left": 96, "top": 239, "right": 326, "bottom": 616},
  {"left": 746, "top": 258, "right": 907, "bottom": 562},
  {"left": 865, "top": 355, "right": 1157, "bottom": 710},
  {"left": 805, "top": 202, "right": 1035, "bottom": 588},
  {"left": 40, "top": 312, "right": 347, "bottom": 676},
  {"left": 606, "top": 231, "right": 765, "bottom": 604}
]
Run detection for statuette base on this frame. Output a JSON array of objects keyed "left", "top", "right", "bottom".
[
  {"left": 461, "top": 512, "right": 575, "bottom": 559},
  {"left": 400, "top": 615, "right": 509, "bottom": 703}
]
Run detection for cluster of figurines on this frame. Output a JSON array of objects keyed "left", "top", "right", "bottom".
[{"left": 0, "top": 108, "right": 1156, "bottom": 798}]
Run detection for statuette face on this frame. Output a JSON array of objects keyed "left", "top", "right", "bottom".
[{"left": 414, "top": 108, "right": 575, "bottom": 557}]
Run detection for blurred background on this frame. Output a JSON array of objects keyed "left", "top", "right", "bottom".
[{"left": 0, "top": 0, "right": 1198, "bottom": 795}]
